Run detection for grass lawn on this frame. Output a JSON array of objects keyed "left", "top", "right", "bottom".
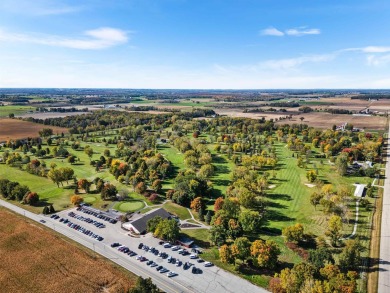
[
  {"left": 162, "top": 201, "right": 191, "bottom": 220},
  {"left": 0, "top": 105, "right": 36, "bottom": 117},
  {"left": 113, "top": 200, "right": 145, "bottom": 212}
]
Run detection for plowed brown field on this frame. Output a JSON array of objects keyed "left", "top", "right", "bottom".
[
  {"left": 0, "top": 208, "right": 136, "bottom": 293},
  {"left": 0, "top": 118, "right": 68, "bottom": 141}
]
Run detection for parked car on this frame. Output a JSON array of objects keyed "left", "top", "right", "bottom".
[
  {"left": 204, "top": 262, "right": 213, "bottom": 267},
  {"left": 167, "top": 271, "right": 177, "bottom": 277},
  {"left": 190, "top": 254, "right": 198, "bottom": 259}
]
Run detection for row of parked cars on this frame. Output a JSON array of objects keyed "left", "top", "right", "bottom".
[
  {"left": 68, "top": 211, "right": 106, "bottom": 228},
  {"left": 111, "top": 243, "right": 137, "bottom": 257},
  {"left": 77, "top": 207, "right": 117, "bottom": 224},
  {"left": 158, "top": 242, "right": 213, "bottom": 267},
  {"left": 57, "top": 217, "right": 104, "bottom": 241},
  {"left": 138, "top": 242, "right": 213, "bottom": 276}
]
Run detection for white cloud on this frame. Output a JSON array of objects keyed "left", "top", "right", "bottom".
[
  {"left": 0, "top": 0, "right": 81, "bottom": 16},
  {"left": 355, "top": 46, "right": 390, "bottom": 53},
  {"left": 285, "top": 28, "right": 321, "bottom": 36},
  {"left": 260, "top": 54, "right": 334, "bottom": 70},
  {"left": 260, "top": 26, "right": 320, "bottom": 37},
  {"left": 260, "top": 27, "right": 284, "bottom": 36},
  {"left": 367, "top": 54, "right": 390, "bottom": 66},
  {"left": 0, "top": 27, "right": 130, "bottom": 50}
]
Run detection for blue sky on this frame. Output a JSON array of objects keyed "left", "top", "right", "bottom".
[{"left": 0, "top": 0, "right": 390, "bottom": 89}]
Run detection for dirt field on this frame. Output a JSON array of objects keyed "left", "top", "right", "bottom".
[
  {"left": 275, "top": 112, "right": 387, "bottom": 130},
  {"left": 0, "top": 119, "right": 68, "bottom": 141},
  {"left": 0, "top": 208, "right": 136, "bottom": 293}
]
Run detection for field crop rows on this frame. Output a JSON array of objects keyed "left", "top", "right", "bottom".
[{"left": 0, "top": 208, "right": 136, "bottom": 293}]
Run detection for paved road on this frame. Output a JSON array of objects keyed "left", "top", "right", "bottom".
[
  {"left": 379, "top": 121, "right": 390, "bottom": 292},
  {"left": 0, "top": 199, "right": 268, "bottom": 293}
]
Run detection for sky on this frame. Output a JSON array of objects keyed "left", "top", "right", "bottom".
[{"left": 0, "top": 0, "right": 390, "bottom": 89}]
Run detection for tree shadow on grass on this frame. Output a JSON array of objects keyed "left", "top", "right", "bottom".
[
  {"left": 258, "top": 227, "right": 282, "bottom": 236},
  {"left": 266, "top": 201, "right": 288, "bottom": 209},
  {"left": 212, "top": 154, "right": 228, "bottom": 164},
  {"left": 33, "top": 199, "right": 49, "bottom": 207},
  {"left": 214, "top": 165, "right": 230, "bottom": 174},
  {"left": 265, "top": 209, "right": 294, "bottom": 222},
  {"left": 266, "top": 193, "right": 292, "bottom": 201}
]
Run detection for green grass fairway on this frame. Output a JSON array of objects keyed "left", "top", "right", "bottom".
[
  {"left": 83, "top": 196, "right": 97, "bottom": 203},
  {"left": 114, "top": 201, "right": 144, "bottom": 212},
  {"left": 162, "top": 201, "right": 191, "bottom": 220}
]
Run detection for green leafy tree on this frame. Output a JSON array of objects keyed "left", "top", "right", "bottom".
[
  {"left": 310, "top": 192, "right": 323, "bottom": 210},
  {"left": 231, "top": 237, "right": 251, "bottom": 262},
  {"left": 205, "top": 210, "right": 212, "bottom": 225},
  {"left": 210, "top": 224, "right": 228, "bottom": 246},
  {"left": 154, "top": 219, "right": 180, "bottom": 242},
  {"left": 147, "top": 216, "right": 163, "bottom": 233},
  {"left": 130, "top": 277, "right": 159, "bottom": 293},
  {"left": 238, "top": 209, "right": 261, "bottom": 232},
  {"left": 308, "top": 247, "right": 334, "bottom": 271},
  {"left": 39, "top": 128, "right": 53, "bottom": 138},
  {"left": 326, "top": 215, "right": 343, "bottom": 246},
  {"left": 101, "top": 183, "right": 117, "bottom": 200},
  {"left": 282, "top": 223, "right": 304, "bottom": 243},
  {"left": 336, "top": 154, "right": 348, "bottom": 176},
  {"left": 198, "top": 207, "right": 205, "bottom": 222},
  {"left": 339, "top": 239, "right": 361, "bottom": 271},
  {"left": 306, "top": 170, "right": 317, "bottom": 183},
  {"left": 47, "top": 169, "right": 63, "bottom": 187},
  {"left": 84, "top": 146, "right": 94, "bottom": 160}
]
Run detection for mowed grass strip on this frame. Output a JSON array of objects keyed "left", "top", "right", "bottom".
[
  {"left": 0, "top": 207, "right": 136, "bottom": 293},
  {"left": 162, "top": 201, "right": 191, "bottom": 220}
]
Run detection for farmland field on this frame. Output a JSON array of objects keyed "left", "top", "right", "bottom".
[
  {"left": 275, "top": 112, "right": 387, "bottom": 130},
  {"left": 0, "top": 119, "right": 68, "bottom": 141},
  {"left": 0, "top": 105, "right": 36, "bottom": 117},
  {"left": 0, "top": 207, "right": 136, "bottom": 293}
]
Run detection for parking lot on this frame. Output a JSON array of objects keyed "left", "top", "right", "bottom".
[{"left": 51, "top": 207, "right": 267, "bottom": 293}]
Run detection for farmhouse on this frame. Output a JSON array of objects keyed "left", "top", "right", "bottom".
[{"left": 122, "top": 208, "right": 171, "bottom": 234}]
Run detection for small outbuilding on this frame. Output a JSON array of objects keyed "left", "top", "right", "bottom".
[{"left": 354, "top": 184, "right": 366, "bottom": 198}]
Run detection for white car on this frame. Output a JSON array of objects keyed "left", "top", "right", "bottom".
[
  {"left": 163, "top": 243, "right": 172, "bottom": 248},
  {"left": 167, "top": 271, "right": 177, "bottom": 277},
  {"left": 171, "top": 246, "right": 180, "bottom": 251},
  {"left": 190, "top": 254, "right": 198, "bottom": 259},
  {"left": 204, "top": 262, "right": 213, "bottom": 267},
  {"left": 136, "top": 255, "right": 142, "bottom": 260}
]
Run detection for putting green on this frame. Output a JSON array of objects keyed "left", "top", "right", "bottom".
[
  {"left": 117, "top": 201, "right": 144, "bottom": 212},
  {"left": 83, "top": 196, "right": 97, "bottom": 203}
]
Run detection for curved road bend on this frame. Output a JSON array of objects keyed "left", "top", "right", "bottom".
[
  {"left": 379, "top": 121, "right": 390, "bottom": 292},
  {"left": 0, "top": 199, "right": 268, "bottom": 293}
]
